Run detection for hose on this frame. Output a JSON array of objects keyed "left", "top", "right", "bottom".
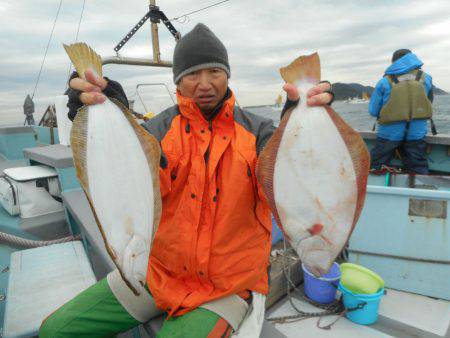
[{"left": 0, "top": 231, "right": 81, "bottom": 248}]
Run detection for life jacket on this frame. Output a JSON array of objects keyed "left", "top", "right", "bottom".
[
  {"left": 378, "top": 69, "right": 432, "bottom": 125},
  {"left": 142, "top": 90, "right": 274, "bottom": 317}
]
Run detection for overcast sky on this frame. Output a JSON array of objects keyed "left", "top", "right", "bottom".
[{"left": 1, "top": 0, "right": 449, "bottom": 121}]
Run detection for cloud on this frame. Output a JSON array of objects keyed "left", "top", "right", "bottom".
[{"left": 1, "top": 0, "right": 449, "bottom": 124}]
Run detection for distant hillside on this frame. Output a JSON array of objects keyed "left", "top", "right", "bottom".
[
  {"left": 332, "top": 83, "right": 374, "bottom": 101},
  {"left": 333, "top": 82, "right": 448, "bottom": 100}
]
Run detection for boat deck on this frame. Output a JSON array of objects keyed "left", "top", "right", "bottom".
[{"left": 267, "top": 286, "right": 450, "bottom": 337}]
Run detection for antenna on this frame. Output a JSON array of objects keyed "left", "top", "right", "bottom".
[{"left": 23, "top": 94, "right": 36, "bottom": 126}]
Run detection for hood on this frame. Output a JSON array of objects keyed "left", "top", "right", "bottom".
[{"left": 384, "top": 53, "right": 423, "bottom": 75}]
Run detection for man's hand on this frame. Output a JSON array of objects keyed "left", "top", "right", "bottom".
[
  {"left": 282, "top": 82, "right": 333, "bottom": 106},
  {"left": 69, "top": 69, "right": 108, "bottom": 105}
]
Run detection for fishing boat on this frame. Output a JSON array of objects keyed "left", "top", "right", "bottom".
[
  {"left": 0, "top": 2, "right": 449, "bottom": 337},
  {"left": 275, "top": 94, "right": 283, "bottom": 108},
  {"left": 347, "top": 92, "right": 370, "bottom": 104},
  {"left": 347, "top": 97, "right": 367, "bottom": 104}
]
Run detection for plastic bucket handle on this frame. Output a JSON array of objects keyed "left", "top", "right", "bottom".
[{"left": 346, "top": 301, "right": 367, "bottom": 312}]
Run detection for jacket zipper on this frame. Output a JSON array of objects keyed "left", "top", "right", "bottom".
[
  {"left": 191, "top": 120, "right": 214, "bottom": 280},
  {"left": 205, "top": 121, "right": 213, "bottom": 164}
]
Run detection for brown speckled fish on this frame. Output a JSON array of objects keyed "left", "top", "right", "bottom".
[{"left": 257, "top": 53, "right": 370, "bottom": 276}]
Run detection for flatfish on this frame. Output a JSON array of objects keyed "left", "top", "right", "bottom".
[
  {"left": 257, "top": 53, "right": 370, "bottom": 276},
  {"left": 65, "top": 43, "right": 161, "bottom": 294}
]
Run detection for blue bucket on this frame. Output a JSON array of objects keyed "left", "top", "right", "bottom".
[
  {"left": 339, "top": 283, "right": 384, "bottom": 325},
  {"left": 302, "top": 262, "right": 340, "bottom": 304}
]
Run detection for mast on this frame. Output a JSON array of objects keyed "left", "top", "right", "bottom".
[{"left": 150, "top": 0, "right": 161, "bottom": 63}]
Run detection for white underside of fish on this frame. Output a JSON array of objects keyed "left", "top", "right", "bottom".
[
  {"left": 72, "top": 99, "right": 161, "bottom": 293},
  {"left": 64, "top": 42, "right": 161, "bottom": 293},
  {"left": 274, "top": 82, "right": 357, "bottom": 275}
]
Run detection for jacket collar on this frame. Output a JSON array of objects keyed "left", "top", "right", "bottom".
[{"left": 176, "top": 88, "right": 236, "bottom": 125}]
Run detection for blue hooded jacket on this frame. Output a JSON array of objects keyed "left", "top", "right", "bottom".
[{"left": 368, "top": 53, "right": 433, "bottom": 141}]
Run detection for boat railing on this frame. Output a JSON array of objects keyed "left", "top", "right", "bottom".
[
  {"left": 135, "top": 83, "right": 175, "bottom": 115},
  {"left": 359, "top": 130, "right": 450, "bottom": 144}
]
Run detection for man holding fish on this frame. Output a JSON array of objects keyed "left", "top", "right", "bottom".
[{"left": 40, "top": 23, "right": 340, "bottom": 337}]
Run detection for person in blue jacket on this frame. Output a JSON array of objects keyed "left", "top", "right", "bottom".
[{"left": 369, "top": 49, "right": 434, "bottom": 174}]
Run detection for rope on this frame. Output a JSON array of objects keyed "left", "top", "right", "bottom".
[
  {"left": 169, "top": 0, "right": 231, "bottom": 23},
  {"left": 66, "top": 0, "right": 86, "bottom": 84},
  {"left": 0, "top": 231, "right": 81, "bottom": 248},
  {"left": 267, "top": 239, "right": 343, "bottom": 328},
  {"left": 31, "top": 0, "right": 63, "bottom": 100}
]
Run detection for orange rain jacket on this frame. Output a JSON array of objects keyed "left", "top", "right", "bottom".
[{"left": 142, "top": 89, "right": 276, "bottom": 316}]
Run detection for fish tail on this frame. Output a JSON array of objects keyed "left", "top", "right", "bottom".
[
  {"left": 279, "top": 52, "right": 321, "bottom": 84},
  {"left": 70, "top": 106, "right": 89, "bottom": 190},
  {"left": 63, "top": 42, "right": 103, "bottom": 79}
]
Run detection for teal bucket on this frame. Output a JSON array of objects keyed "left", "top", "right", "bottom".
[{"left": 339, "top": 283, "right": 384, "bottom": 325}]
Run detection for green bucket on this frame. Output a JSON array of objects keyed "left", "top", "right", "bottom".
[{"left": 340, "top": 263, "right": 384, "bottom": 294}]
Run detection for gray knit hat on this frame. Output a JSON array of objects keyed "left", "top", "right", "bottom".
[{"left": 173, "top": 23, "right": 230, "bottom": 84}]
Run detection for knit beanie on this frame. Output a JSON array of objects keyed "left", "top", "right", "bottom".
[{"left": 173, "top": 23, "right": 230, "bottom": 84}]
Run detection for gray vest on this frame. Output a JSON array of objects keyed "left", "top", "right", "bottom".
[{"left": 378, "top": 69, "right": 432, "bottom": 125}]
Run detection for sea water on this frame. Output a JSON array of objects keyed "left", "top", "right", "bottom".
[{"left": 246, "top": 95, "right": 450, "bottom": 134}]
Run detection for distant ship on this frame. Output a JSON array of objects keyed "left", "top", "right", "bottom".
[
  {"left": 347, "top": 91, "right": 370, "bottom": 104},
  {"left": 275, "top": 94, "right": 283, "bottom": 107}
]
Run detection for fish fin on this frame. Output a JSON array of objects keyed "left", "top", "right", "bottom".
[
  {"left": 110, "top": 98, "right": 162, "bottom": 246},
  {"left": 70, "top": 106, "right": 90, "bottom": 192},
  {"left": 324, "top": 106, "right": 370, "bottom": 233},
  {"left": 279, "top": 52, "right": 321, "bottom": 84},
  {"left": 109, "top": 246, "right": 118, "bottom": 260},
  {"left": 63, "top": 42, "right": 103, "bottom": 79},
  {"left": 256, "top": 107, "right": 296, "bottom": 241}
]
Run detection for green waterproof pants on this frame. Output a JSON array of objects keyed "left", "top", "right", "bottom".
[{"left": 39, "top": 277, "right": 233, "bottom": 338}]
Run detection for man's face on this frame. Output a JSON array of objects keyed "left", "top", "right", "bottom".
[{"left": 178, "top": 68, "right": 228, "bottom": 114}]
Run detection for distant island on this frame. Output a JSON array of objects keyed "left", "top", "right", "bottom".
[{"left": 333, "top": 83, "right": 448, "bottom": 101}]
